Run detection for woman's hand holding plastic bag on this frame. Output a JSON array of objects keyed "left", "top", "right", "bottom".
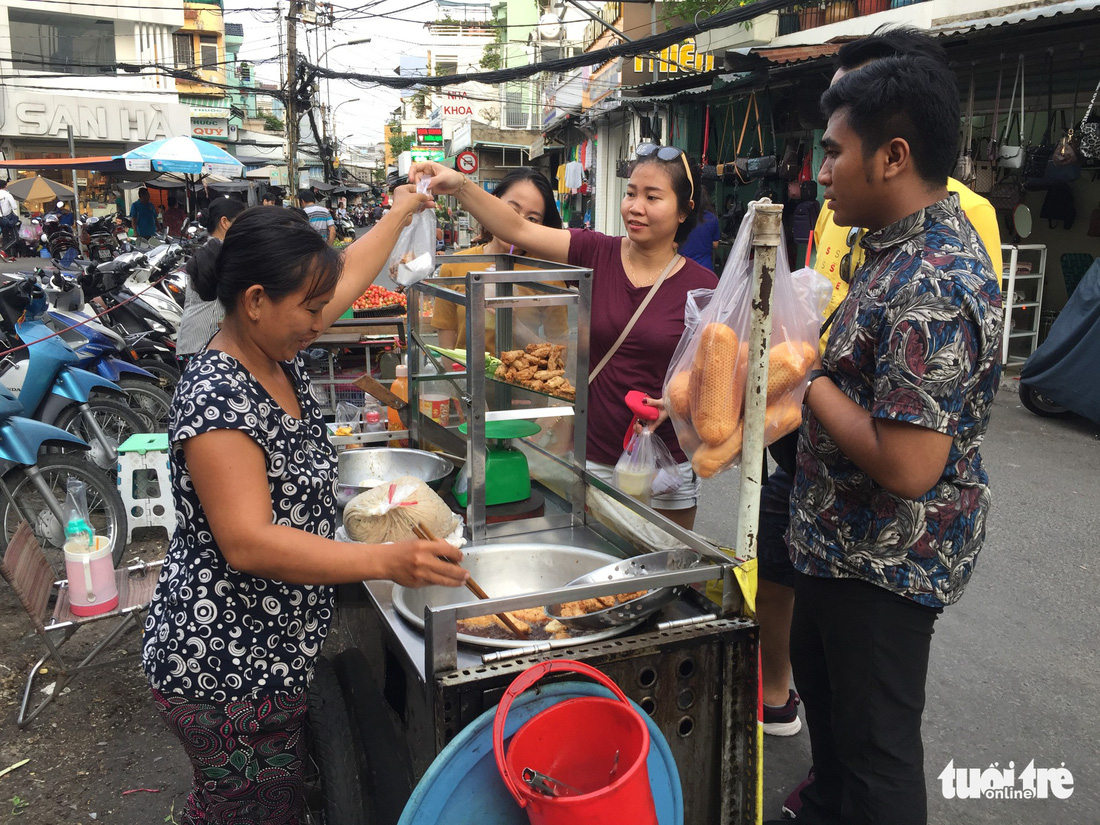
[
  {"left": 662, "top": 200, "right": 830, "bottom": 479},
  {"left": 385, "top": 178, "right": 438, "bottom": 288}
]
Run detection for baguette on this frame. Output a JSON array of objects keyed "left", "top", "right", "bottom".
[
  {"left": 666, "top": 371, "right": 693, "bottom": 422},
  {"left": 765, "top": 401, "right": 803, "bottom": 441},
  {"left": 691, "top": 421, "right": 743, "bottom": 478},
  {"left": 692, "top": 324, "right": 740, "bottom": 446},
  {"left": 767, "top": 341, "right": 817, "bottom": 399}
]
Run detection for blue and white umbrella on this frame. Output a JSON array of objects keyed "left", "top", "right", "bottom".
[{"left": 117, "top": 136, "right": 244, "bottom": 178}]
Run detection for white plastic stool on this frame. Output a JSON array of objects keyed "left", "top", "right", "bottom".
[{"left": 116, "top": 433, "right": 175, "bottom": 544}]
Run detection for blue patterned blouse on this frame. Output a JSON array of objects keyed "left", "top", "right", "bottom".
[
  {"left": 142, "top": 351, "right": 337, "bottom": 702},
  {"left": 788, "top": 194, "right": 1004, "bottom": 608}
]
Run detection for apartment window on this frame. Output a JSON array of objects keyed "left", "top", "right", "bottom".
[
  {"left": 434, "top": 56, "right": 457, "bottom": 77},
  {"left": 505, "top": 85, "right": 526, "bottom": 129},
  {"left": 199, "top": 35, "right": 218, "bottom": 69},
  {"left": 173, "top": 33, "right": 194, "bottom": 68},
  {"left": 8, "top": 9, "right": 115, "bottom": 75}
]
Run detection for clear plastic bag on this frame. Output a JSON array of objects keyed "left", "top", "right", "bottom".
[
  {"left": 386, "top": 178, "right": 438, "bottom": 288},
  {"left": 334, "top": 401, "right": 362, "bottom": 436},
  {"left": 614, "top": 428, "right": 682, "bottom": 503},
  {"left": 662, "top": 200, "right": 830, "bottom": 479},
  {"left": 62, "top": 477, "right": 93, "bottom": 550}
]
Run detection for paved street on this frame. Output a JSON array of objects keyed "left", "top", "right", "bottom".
[{"left": 695, "top": 385, "right": 1100, "bottom": 823}]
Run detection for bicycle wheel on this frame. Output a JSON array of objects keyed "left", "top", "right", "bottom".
[
  {"left": 1, "top": 453, "right": 129, "bottom": 572},
  {"left": 54, "top": 398, "right": 147, "bottom": 475},
  {"left": 117, "top": 379, "right": 173, "bottom": 432}
]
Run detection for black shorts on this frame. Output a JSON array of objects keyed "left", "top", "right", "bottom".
[{"left": 757, "top": 466, "right": 796, "bottom": 588}]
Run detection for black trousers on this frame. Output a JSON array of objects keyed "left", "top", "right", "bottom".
[{"left": 790, "top": 572, "right": 941, "bottom": 825}]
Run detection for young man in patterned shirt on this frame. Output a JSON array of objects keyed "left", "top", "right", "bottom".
[{"left": 770, "top": 56, "right": 1004, "bottom": 825}]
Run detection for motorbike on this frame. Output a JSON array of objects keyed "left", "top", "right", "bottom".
[
  {"left": 335, "top": 215, "right": 357, "bottom": 242},
  {"left": 1019, "top": 256, "right": 1100, "bottom": 424},
  {"left": 41, "top": 213, "right": 80, "bottom": 267},
  {"left": 81, "top": 214, "right": 120, "bottom": 263},
  {"left": 0, "top": 382, "right": 129, "bottom": 571},
  {"left": 40, "top": 271, "right": 172, "bottom": 431},
  {"left": 0, "top": 274, "right": 146, "bottom": 475}
]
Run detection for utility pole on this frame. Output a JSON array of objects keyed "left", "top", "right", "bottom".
[{"left": 286, "top": 0, "right": 299, "bottom": 202}]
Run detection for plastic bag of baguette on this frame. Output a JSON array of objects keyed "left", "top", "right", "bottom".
[
  {"left": 385, "top": 177, "right": 438, "bottom": 289},
  {"left": 662, "top": 200, "right": 829, "bottom": 478}
]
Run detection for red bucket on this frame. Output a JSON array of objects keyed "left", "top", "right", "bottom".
[{"left": 493, "top": 660, "right": 658, "bottom": 825}]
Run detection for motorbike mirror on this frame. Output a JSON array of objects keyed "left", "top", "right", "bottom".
[{"left": 1012, "top": 203, "right": 1032, "bottom": 239}]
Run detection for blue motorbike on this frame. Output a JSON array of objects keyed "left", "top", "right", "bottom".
[
  {"left": 0, "top": 383, "right": 128, "bottom": 570},
  {"left": 0, "top": 275, "right": 145, "bottom": 474},
  {"left": 39, "top": 270, "right": 172, "bottom": 431}
]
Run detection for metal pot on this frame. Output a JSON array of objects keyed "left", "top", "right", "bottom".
[
  {"left": 391, "top": 544, "right": 645, "bottom": 649},
  {"left": 336, "top": 447, "right": 454, "bottom": 508}
]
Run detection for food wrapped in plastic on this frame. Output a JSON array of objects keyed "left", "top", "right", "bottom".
[
  {"left": 342, "top": 476, "right": 461, "bottom": 544},
  {"left": 661, "top": 200, "right": 830, "bottom": 478}
]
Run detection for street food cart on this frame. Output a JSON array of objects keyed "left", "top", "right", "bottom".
[{"left": 319, "top": 205, "right": 787, "bottom": 824}]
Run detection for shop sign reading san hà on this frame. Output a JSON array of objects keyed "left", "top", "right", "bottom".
[{"left": 0, "top": 91, "right": 191, "bottom": 143}]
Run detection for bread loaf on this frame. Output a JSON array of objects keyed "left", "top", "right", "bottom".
[
  {"left": 767, "top": 341, "right": 817, "bottom": 399},
  {"left": 691, "top": 324, "right": 740, "bottom": 446},
  {"left": 691, "top": 422, "right": 743, "bottom": 478},
  {"left": 666, "top": 371, "right": 693, "bottom": 422},
  {"left": 765, "top": 402, "right": 804, "bottom": 442}
]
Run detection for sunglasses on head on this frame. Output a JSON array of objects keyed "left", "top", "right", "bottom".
[{"left": 634, "top": 143, "right": 694, "bottom": 204}]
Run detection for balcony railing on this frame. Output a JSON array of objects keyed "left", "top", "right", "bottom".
[{"left": 777, "top": 0, "right": 928, "bottom": 35}]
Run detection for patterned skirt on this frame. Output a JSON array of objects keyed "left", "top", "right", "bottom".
[{"left": 151, "top": 687, "right": 309, "bottom": 824}]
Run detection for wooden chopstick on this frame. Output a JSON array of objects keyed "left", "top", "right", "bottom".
[{"left": 413, "top": 522, "right": 529, "bottom": 638}]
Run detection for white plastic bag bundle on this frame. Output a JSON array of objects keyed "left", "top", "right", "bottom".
[
  {"left": 386, "top": 178, "right": 437, "bottom": 288},
  {"left": 662, "top": 200, "right": 830, "bottom": 479},
  {"left": 342, "top": 476, "right": 461, "bottom": 544}
]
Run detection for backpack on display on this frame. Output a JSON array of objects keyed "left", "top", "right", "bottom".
[{"left": 792, "top": 199, "right": 820, "bottom": 244}]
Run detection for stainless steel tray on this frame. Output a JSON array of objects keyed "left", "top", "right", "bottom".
[{"left": 391, "top": 543, "right": 644, "bottom": 649}]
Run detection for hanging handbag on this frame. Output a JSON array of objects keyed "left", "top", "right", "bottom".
[
  {"left": 1077, "top": 74, "right": 1100, "bottom": 163},
  {"left": 798, "top": 148, "right": 817, "bottom": 201},
  {"left": 999, "top": 55, "right": 1026, "bottom": 169},
  {"left": 730, "top": 94, "right": 778, "bottom": 182},
  {"left": 988, "top": 177, "right": 1025, "bottom": 212},
  {"left": 778, "top": 139, "right": 801, "bottom": 180},
  {"left": 1023, "top": 52, "right": 1057, "bottom": 180},
  {"left": 699, "top": 105, "right": 719, "bottom": 181},
  {"left": 1052, "top": 56, "right": 1082, "bottom": 167},
  {"left": 986, "top": 58, "right": 1004, "bottom": 166},
  {"left": 953, "top": 73, "right": 977, "bottom": 185}
]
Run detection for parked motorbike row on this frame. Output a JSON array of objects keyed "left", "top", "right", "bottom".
[{"left": 0, "top": 228, "right": 201, "bottom": 571}]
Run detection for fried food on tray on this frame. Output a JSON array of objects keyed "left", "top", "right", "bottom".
[
  {"left": 492, "top": 340, "right": 575, "bottom": 401},
  {"left": 453, "top": 588, "right": 649, "bottom": 640}
]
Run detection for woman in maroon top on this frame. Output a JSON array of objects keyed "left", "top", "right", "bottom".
[{"left": 410, "top": 151, "right": 716, "bottom": 528}]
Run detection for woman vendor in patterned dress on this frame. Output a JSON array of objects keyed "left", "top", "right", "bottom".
[{"left": 141, "top": 196, "right": 468, "bottom": 824}]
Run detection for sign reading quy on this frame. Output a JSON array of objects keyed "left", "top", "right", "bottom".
[
  {"left": 1, "top": 91, "right": 190, "bottom": 142},
  {"left": 410, "top": 148, "right": 445, "bottom": 163},
  {"left": 417, "top": 127, "right": 443, "bottom": 145}
]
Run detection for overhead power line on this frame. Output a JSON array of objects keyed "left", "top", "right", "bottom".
[{"left": 302, "top": 0, "right": 789, "bottom": 90}]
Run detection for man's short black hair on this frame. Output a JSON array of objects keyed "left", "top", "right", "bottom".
[
  {"left": 297, "top": 188, "right": 316, "bottom": 203},
  {"left": 836, "top": 25, "right": 947, "bottom": 71},
  {"left": 821, "top": 55, "right": 958, "bottom": 186}
]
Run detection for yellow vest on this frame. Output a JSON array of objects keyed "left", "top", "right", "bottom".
[{"left": 813, "top": 179, "right": 1002, "bottom": 347}]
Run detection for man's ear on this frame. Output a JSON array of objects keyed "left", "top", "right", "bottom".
[{"left": 882, "top": 137, "right": 912, "bottom": 182}]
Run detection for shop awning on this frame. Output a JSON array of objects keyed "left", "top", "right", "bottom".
[{"left": 0, "top": 156, "right": 131, "bottom": 173}]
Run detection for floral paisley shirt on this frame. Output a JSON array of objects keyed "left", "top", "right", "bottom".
[
  {"left": 788, "top": 194, "right": 1003, "bottom": 608},
  {"left": 142, "top": 351, "right": 337, "bottom": 702}
]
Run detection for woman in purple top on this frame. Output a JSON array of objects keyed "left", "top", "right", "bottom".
[{"left": 410, "top": 149, "right": 717, "bottom": 529}]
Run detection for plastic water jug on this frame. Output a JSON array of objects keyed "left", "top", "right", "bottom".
[{"left": 64, "top": 536, "right": 118, "bottom": 617}]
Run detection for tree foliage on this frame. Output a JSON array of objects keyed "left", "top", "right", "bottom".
[{"left": 388, "top": 129, "right": 414, "bottom": 158}]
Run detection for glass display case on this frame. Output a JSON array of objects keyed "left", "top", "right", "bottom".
[{"left": 407, "top": 253, "right": 592, "bottom": 542}]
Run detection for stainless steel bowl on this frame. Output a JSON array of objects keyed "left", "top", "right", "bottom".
[
  {"left": 546, "top": 548, "right": 702, "bottom": 630},
  {"left": 336, "top": 448, "right": 454, "bottom": 508},
  {"left": 391, "top": 544, "right": 644, "bottom": 649}
]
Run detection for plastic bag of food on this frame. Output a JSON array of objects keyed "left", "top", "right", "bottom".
[
  {"left": 342, "top": 476, "right": 461, "bottom": 544},
  {"left": 614, "top": 428, "right": 681, "bottom": 503},
  {"left": 333, "top": 401, "right": 361, "bottom": 437},
  {"left": 662, "top": 200, "right": 829, "bottom": 479},
  {"left": 386, "top": 178, "right": 437, "bottom": 288}
]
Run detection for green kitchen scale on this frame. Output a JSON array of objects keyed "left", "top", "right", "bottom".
[{"left": 453, "top": 419, "right": 542, "bottom": 507}]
